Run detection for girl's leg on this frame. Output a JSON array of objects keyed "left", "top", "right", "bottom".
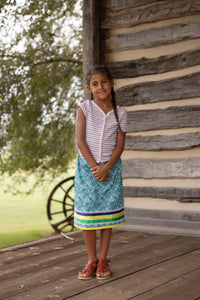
[
  {"left": 99, "top": 228, "right": 112, "bottom": 259},
  {"left": 96, "top": 228, "right": 112, "bottom": 279},
  {"left": 78, "top": 230, "right": 97, "bottom": 279},
  {"left": 83, "top": 230, "right": 97, "bottom": 262}
]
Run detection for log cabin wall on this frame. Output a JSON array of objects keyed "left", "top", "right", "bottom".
[{"left": 82, "top": 0, "right": 200, "bottom": 235}]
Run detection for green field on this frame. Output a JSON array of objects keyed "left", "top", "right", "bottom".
[{"left": 0, "top": 164, "right": 76, "bottom": 248}]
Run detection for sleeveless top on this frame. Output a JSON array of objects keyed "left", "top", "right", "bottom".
[{"left": 78, "top": 100, "right": 127, "bottom": 163}]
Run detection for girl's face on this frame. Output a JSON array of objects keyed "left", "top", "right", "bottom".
[{"left": 87, "top": 72, "right": 114, "bottom": 102}]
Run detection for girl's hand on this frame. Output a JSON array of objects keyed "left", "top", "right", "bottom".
[{"left": 90, "top": 165, "right": 110, "bottom": 181}]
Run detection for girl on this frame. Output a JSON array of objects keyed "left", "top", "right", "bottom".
[{"left": 74, "top": 65, "right": 127, "bottom": 280}]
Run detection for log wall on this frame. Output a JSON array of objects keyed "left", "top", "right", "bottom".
[
  {"left": 99, "top": 0, "right": 200, "bottom": 210},
  {"left": 82, "top": 0, "right": 200, "bottom": 233}
]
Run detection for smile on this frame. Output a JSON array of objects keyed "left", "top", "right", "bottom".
[{"left": 98, "top": 90, "right": 106, "bottom": 94}]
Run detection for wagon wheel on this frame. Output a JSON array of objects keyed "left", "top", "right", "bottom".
[{"left": 47, "top": 176, "right": 75, "bottom": 237}]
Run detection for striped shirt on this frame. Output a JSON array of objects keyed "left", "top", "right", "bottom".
[{"left": 78, "top": 100, "right": 127, "bottom": 163}]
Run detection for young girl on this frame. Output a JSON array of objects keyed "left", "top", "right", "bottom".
[{"left": 74, "top": 65, "right": 127, "bottom": 280}]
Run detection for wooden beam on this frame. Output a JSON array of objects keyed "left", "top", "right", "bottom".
[
  {"left": 116, "top": 72, "right": 200, "bottom": 106},
  {"left": 106, "top": 48, "right": 200, "bottom": 78},
  {"left": 83, "top": 0, "right": 100, "bottom": 97},
  {"left": 125, "top": 132, "right": 200, "bottom": 150},
  {"left": 102, "top": 0, "right": 200, "bottom": 28},
  {"left": 122, "top": 158, "right": 200, "bottom": 179},
  {"left": 101, "top": 0, "right": 166, "bottom": 11},
  {"left": 123, "top": 186, "right": 200, "bottom": 203},
  {"left": 103, "top": 20, "right": 200, "bottom": 52},
  {"left": 127, "top": 105, "right": 200, "bottom": 132}
]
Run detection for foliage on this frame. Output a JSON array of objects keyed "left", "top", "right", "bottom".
[{"left": 0, "top": 0, "right": 83, "bottom": 178}]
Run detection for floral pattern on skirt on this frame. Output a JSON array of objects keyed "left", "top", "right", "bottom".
[{"left": 74, "top": 155, "right": 125, "bottom": 230}]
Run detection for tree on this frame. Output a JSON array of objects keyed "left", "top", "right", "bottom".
[{"left": 0, "top": 0, "right": 83, "bottom": 178}]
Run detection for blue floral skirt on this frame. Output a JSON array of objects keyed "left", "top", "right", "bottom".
[{"left": 74, "top": 155, "right": 125, "bottom": 230}]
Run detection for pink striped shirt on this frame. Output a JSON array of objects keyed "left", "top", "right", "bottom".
[{"left": 78, "top": 100, "right": 127, "bottom": 163}]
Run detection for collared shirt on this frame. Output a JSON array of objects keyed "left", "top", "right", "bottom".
[{"left": 78, "top": 100, "right": 127, "bottom": 163}]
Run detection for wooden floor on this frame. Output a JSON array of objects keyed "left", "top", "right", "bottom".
[{"left": 1, "top": 230, "right": 200, "bottom": 300}]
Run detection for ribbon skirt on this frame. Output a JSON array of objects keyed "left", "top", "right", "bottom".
[{"left": 74, "top": 155, "right": 125, "bottom": 230}]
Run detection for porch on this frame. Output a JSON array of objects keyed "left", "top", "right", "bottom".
[{"left": 1, "top": 229, "right": 200, "bottom": 300}]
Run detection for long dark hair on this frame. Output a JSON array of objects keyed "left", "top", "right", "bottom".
[{"left": 86, "top": 65, "right": 121, "bottom": 131}]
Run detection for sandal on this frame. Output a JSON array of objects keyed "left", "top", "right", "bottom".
[
  {"left": 96, "top": 259, "right": 111, "bottom": 280},
  {"left": 78, "top": 260, "right": 98, "bottom": 280}
]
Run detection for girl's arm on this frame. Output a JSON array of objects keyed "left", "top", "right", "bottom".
[
  {"left": 91, "top": 130, "right": 126, "bottom": 181},
  {"left": 76, "top": 107, "right": 98, "bottom": 169}
]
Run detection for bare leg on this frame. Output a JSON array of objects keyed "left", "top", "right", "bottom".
[
  {"left": 82, "top": 230, "right": 97, "bottom": 262},
  {"left": 99, "top": 228, "right": 112, "bottom": 259},
  {"left": 78, "top": 230, "right": 97, "bottom": 279},
  {"left": 96, "top": 228, "right": 112, "bottom": 279}
]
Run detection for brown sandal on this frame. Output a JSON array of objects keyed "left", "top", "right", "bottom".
[
  {"left": 78, "top": 260, "right": 98, "bottom": 280},
  {"left": 96, "top": 259, "right": 111, "bottom": 280}
]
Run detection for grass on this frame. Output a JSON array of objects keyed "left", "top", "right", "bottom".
[{"left": 0, "top": 163, "right": 76, "bottom": 248}]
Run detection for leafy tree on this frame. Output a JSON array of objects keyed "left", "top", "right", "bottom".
[{"left": 0, "top": 0, "right": 83, "bottom": 179}]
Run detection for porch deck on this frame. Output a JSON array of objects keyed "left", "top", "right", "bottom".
[{"left": 1, "top": 229, "right": 200, "bottom": 300}]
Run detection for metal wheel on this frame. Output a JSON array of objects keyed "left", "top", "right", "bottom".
[{"left": 47, "top": 176, "right": 75, "bottom": 235}]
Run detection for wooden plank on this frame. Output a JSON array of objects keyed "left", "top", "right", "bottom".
[
  {"left": 0, "top": 231, "right": 147, "bottom": 282},
  {"left": 0, "top": 231, "right": 136, "bottom": 274},
  {"left": 126, "top": 105, "right": 200, "bottom": 132},
  {"left": 132, "top": 268, "right": 200, "bottom": 300},
  {"left": 123, "top": 186, "right": 200, "bottom": 203},
  {"left": 0, "top": 233, "right": 83, "bottom": 261},
  {"left": 102, "top": 0, "right": 200, "bottom": 28},
  {"left": 71, "top": 251, "right": 200, "bottom": 300},
  {"left": 106, "top": 48, "right": 200, "bottom": 78},
  {"left": 103, "top": 20, "right": 200, "bottom": 52},
  {"left": 101, "top": 0, "right": 167, "bottom": 11},
  {"left": 0, "top": 231, "right": 174, "bottom": 299},
  {"left": 55, "top": 238, "right": 200, "bottom": 299},
  {"left": 122, "top": 157, "right": 200, "bottom": 179},
  {"left": 4, "top": 233, "right": 200, "bottom": 299},
  {"left": 116, "top": 72, "right": 200, "bottom": 106},
  {"left": 125, "top": 132, "right": 200, "bottom": 150},
  {"left": 125, "top": 208, "right": 200, "bottom": 226},
  {"left": 83, "top": 0, "right": 100, "bottom": 97},
  {"left": 125, "top": 217, "right": 200, "bottom": 233}
]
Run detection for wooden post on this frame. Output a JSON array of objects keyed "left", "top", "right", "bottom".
[{"left": 82, "top": 0, "right": 100, "bottom": 98}]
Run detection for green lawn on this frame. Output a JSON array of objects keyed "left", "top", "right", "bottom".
[{"left": 0, "top": 164, "right": 76, "bottom": 248}]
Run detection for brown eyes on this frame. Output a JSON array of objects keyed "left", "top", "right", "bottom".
[{"left": 92, "top": 81, "right": 107, "bottom": 87}]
